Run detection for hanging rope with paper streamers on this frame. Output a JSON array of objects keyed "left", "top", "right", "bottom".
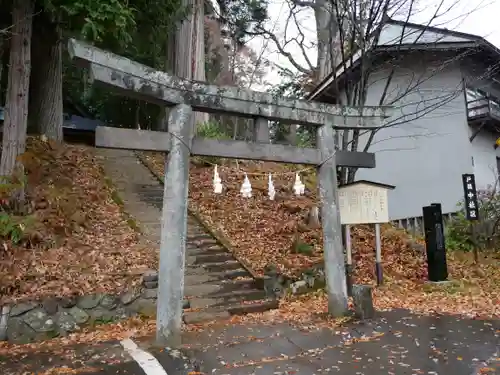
[
  {"left": 199, "top": 156, "right": 314, "bottom": 177},
  {"left": 212, "top": 168, "right": 307, "bottom": 200},
  {"left": 293, "top": 173, "right": 305, "bottom": 196},
  {"left": 205, "top": 147, "right": 338, "bottom": 199},
  {"left": 240, "top": 173, "right": 252, "bottom": 198},
  {"left": 268, "top": 174, "right": 276, "bottom": 200},
  {"left": 213, "top": 165, "right": 223, "bottom": 194}
]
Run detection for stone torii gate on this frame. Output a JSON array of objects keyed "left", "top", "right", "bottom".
[{"left": 68, "top": 39, "right": 392, "bottom": 346}]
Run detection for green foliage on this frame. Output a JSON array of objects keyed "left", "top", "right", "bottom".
[
  {"left": 56, "top": 0, "right": 136, "bottom": 44},
  {"left": 445, "top": 211, "right": 474, "bottom": 252},
  {"left": 58, "top": 0, "right": 184, "bottom": 130},
  {"left": 0, "top": 213, "right": 34, "bottom": 244},
  {"left": 195, "top": 121, "right": 232, "bottom": 165},
  {"left": 297, "top": 131, "right": 314, "bottom": 148},
  {"left": 294, "top": 241, "right": 314, "bottom": 256},
  {"left": 215, "top": 0, "right": 268, "bottom": 45},
  {"left": 268, "top": 70, "right": 316, "bottom": 145},
  {"left": 446, "top": 187, "right": 500, "bottom": 252},
  {"left": 196, "top": 121, "right": 231, "bottom": 140}
]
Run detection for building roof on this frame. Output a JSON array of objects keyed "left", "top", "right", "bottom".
[
  {"left": 340, "top": 180, "right": 395, "bottom": 190},
  {"left": 308, "top": 19, "right": 500, "bottom": 101}
]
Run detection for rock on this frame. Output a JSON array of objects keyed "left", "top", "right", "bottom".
[
  {"left": 89, "top": 308, "right": 116, "bottom": 324},
  {"left": 352, "top": 284, "right": 375, "bottom": 320},
  {"left": 143, "top": 281, "right": 158, "bottom": 289},
  {"left": 68, "top": 306, "right": 89, "bottom": 324},
  {"left": 306, "top": 206, "right": 321, "bottom": 229},
  {"left": 42, "top": 298, "right": 60, "bottom": 315},
  {"left": 113, "top": 307, "right": 129, "bottom": 320},
  {"left": 282, "top": 202, "right": 303, "bottom": 214},
  {"left": 143, "top": 270, "right": 158, "bottom": 282},
  {"left": 263, "top": 276, "right": 275, "bottom": 297},
  {"left": 10, "top": 302, "right": 37, "bottom": 317},
  {"left": 127, "top": 299, "right": 156, "bottom": 317},
  {"left": 263, "top": 265, "right": 278, "bottom": 277},
  {"left": 23, "top": 308, "right": 56, "bottom": 333},
  {"left": 77, "top": 294, "right": 103, "bottom": 309},
  {"left": 183, "top": 299, "right": 190, "bottom": 309},
  {"left": 56, "top": 312, "right": 79, "bottom": 333},
  {"left": 100, "top": 294, "right": 118, "bottom": 310},
  {"left": 59, "top": 296, "right": 77, "bottom": 308},
  {"left": 290, "top": 280, "right": 309, "bottom": 295},
  {"left": 303, "top": 274, "right": 316, "bottom": 288},
  {"left": 7, "top": 318, "right": 36, "bottom": 344},
  {"left": 120, "top": 291, "right": 139, "bottom": 305},
  {"left": 0, "top": 305, "right": 10, "bottom": 341},
  {"left": 141, "top": 288, "right": 157, "bottom": 299}
]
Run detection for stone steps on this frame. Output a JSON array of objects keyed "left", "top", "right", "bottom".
[
  {"left": 99, "top": 149, "right": 277, "bottom": 325},
  {"left": 182, "top": 217, "right": 277, "bottom": 323}
]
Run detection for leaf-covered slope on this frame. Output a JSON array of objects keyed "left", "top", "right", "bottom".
[
  {"left": 141, "top": 152, "right": 499, "bottom": 319},
  {"left": 0, "top": 138, "right": 157, "bottom": 304}
]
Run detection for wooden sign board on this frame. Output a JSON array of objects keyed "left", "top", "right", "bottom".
[{"left": 338, "top": 181, "right": 395, "bottom": 224}]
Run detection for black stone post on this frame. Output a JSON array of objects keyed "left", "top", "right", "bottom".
[
  {"left": 422, "top": 203, "right": 448, "bottom": 282},
  {"left": 342, "top": 224, "right": 353, "bottom": 297},
  {"left": 345, "top": 264, "right": 353, "bottom": 297}
]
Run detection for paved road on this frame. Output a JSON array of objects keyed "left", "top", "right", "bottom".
[
  {"left": 182, "top": 309, "right": 499, "bottom": 375},
  {"left": 1, "top": 309, "right": 498, "bottom": 374}
]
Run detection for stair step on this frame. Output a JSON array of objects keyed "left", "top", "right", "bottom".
[
  {"left": 183, "top": 310, "right": 230, "bottom": 325},
  {"left": 189, "top": 289, "right": 267, "bottom": 309},
  {"left": 183, "top": 299, "right": 278, "bottom": 325},
  {"left": 184, "top": 283, "right": 224, "bottom": 296},
  {"left": 185, "top": 245, "right": 226, "bottom": 255},
  {"left": 202, "top": 260, "right": 241, "bottom": 272},
  {"left": 192, "top": 239, "right": 219, "bottom": 247},
  {"left": 184, "top": 268, "right": 251, "bottom": 285},
  {"left": 187, "top": 233, "right": 214, "bottom": 241},
  {"left": 185, "top": 267, "right": 250, "bottom": 280},
  {"left": 192, "top": 252, "right": 234, "bottom": 264},
  {"left": 184, "top": 278, "right": 258, "bottom": 296},
  {"left": 227, "top": 299, "right": 279, "bottom": 315}
]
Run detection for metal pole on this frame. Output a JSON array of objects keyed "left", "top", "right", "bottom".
[
  {"left": 345, "top": 224, "right": 353, "bottom": 296},
  {"left": 317, "top": 123, "right": 348, "bottom": 317},
  {"left": 156, "top": 104, "right": 194, "bottom": 347},
  {"left": 375, "top": 223, "right": 383, "bottom": 285}
]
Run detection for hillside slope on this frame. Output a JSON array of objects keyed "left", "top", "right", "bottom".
[
  {"left": 141, "top": 152, "right": 499, "bottom": 320},
  {"left": 0, "top": 138, "right": 157, "bottom": 304}
]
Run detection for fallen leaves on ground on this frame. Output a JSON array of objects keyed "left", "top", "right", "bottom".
[
  {"left": 0, "top": 316, "right": 156, "bottom": 357},
  {"left": 0, "top": 138, "right": 157, "bottom": 304},
  {"left": 140, "top": 152, "right": 499, "bottom": 320}
]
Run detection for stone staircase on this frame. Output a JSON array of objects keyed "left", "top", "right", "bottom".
[{"left": 97, "top": 149, "right": 278, "bottom": 324}]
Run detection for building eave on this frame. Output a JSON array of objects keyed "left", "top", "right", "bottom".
[
  {"left": 340, "top": 179, "right": 396, "bottom": 190},
  {"left": 307, "top": 19, "right": 500, "bottom": 102}
]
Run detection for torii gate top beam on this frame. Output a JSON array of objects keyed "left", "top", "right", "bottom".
[{"left": 68, "top": 39, "right": 392, "bottom": 129}]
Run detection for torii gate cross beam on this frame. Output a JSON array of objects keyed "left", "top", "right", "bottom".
[{"left": 68, "top": 38, "right": 392, "bottom": 347}]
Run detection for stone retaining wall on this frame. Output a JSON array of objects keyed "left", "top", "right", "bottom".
[
  {"left": 0, "top": 270, "right": 173, "bottom": 344},
  {"left": 263, "top": 264, "right": 327, "bottom": 298}
]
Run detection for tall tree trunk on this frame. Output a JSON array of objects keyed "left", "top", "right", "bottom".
[
  {"left": 315, "top": 0, "right": 342, "bottom": 81},
  {"left": 28, "top": 14, "right": 63, "bottom": 140},
  {"left": 0, "top": 33, "right": 4, "bottom": 103},
  {"left": 159, "top": 0, "right": 206, "bottom": 134},
  {"left": 0, "top": 0, "right": 34, "bottom": 177},
  {"left": 191, "top": 0, "right": 208, "bottom": 127},
  {"left": 156, "top": 32, "right": 176, "bottom": 131}
]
